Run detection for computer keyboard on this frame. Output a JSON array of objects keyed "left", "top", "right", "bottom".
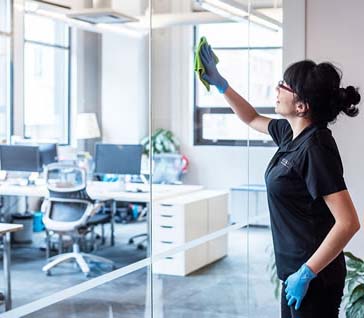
[
  {"left": 125, "top": 188, "right": 149, "bottom": 193},
  {"left": 5, "top": 178, "right": 29, "bottom": 186}
]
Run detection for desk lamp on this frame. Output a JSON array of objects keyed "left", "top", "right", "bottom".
[{"left": 75, "top": 113, "right": 101, "bottom": 176}]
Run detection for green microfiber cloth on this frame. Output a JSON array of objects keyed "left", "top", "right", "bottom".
[{"left": 194, "top": 36, "right": 219, "bottom": 92}]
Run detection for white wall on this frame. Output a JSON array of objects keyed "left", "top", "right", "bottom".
[
  {"left": 74, "top": 31, "right": 102, "bottom": 152},
  {"left": 306, "top": 0, "right": 364, "bottom": 257},
  {"left": 101, "top": 32, "right": 149, "bottom": 144}
]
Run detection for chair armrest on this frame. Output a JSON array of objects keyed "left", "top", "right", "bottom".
[
  {"left": 41, "top": 199, "right": 49, "bottom": 214},
  {"left": 86, "top": 202, "right": 104, "bottom": 218}
]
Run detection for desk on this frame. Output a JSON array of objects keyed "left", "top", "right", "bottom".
[
  {"left": 86, "top": 183, "right": 204, "bottom": 245},
  {"left": 0, "top": 223, "right": 23, "bottom": 311},
  {"left": 0, "top": 182, "right": 204, "bottom": 245},
  {"left": 0, "top": 182, "right": 203, "bottom": 202}
]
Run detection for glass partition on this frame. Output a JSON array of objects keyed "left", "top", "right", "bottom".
[
  {"left": 23, "top": 268, "right": 150, "bottom": 318},
  {"left": 150, "top": 0, "right": 250, "bottom": 317},
  {"left": 1, "top": 1, "right": 306, "bottom": 317},
  {"left": 247, "top": 1, "right": 282, "bottom": 316},
  {"left": 1, "top": 0, "right": 153, "bottom": 315}
]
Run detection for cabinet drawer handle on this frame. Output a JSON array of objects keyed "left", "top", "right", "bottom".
[
  {"left": 165, "top": 257, "right": 174, "bottom": 260},
  {"left": 161, "top": 204, "right": 174, "bottom": 207},
  {"left": 161, "top": 241, "right": 173, "bottom": 244},
  {"left": 161, "top": 225, "right": 173, "bottom": 229},
  {"left": 160, "top": 214, "right": 173, "bottom": 218}
]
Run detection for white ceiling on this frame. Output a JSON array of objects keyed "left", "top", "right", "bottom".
[{"left": 234, "top": 0, "right": 282, "bottom": 9}]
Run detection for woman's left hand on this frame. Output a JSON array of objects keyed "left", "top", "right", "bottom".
[{"left": 284, "top": 263, "right": 317, "bottom": 310}]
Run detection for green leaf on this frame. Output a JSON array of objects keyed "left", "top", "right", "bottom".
[
  {"left": 141, "top": 128, "right": 181, "bottom": 157},
  {"left": 346, "top": 297, "right": 364, "bottom": 318},
  {"left": 350, "top": 285, "right": 364, "bottom": 304},
  {"left": 153, "top": 128, "right": 164, "bottom": 137},
  {"left": 347, "top": 279, "right": 361, "bottom": 295},
  {"left": 345, "top": 252, "right": 364, "bottom": 264},
  {"left": 347, "top": 258, "right": 364, "bottom": 271},
  {"left": 346, "top": 271, "right": 361, "bottom": 280}
]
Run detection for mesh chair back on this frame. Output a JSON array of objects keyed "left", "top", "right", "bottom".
[
  {"left": 45, "top": 163, "right": 93, "bottom": 222},
  {"left": 45, "top": 163, "right": 87, "bottom": 193},
  {"left": 49, "top": 200, "right": 89, "bottom": 222}
]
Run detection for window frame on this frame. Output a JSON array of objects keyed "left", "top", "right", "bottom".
[
  {"left": 23, "top": 10, "right": 71, "bottom": 145},
  {"left": 193, "top": 26, "right": 281, "bottom": 147},
  {"left": 0, "top": 0, "right": 13, "bottom": 143}
]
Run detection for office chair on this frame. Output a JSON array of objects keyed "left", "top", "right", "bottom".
[
  {"left": 128, "top": 204, "right": 148, "bottom": 250},
  {"left": 42, "top": 163, "right": 114, "bottom": 276}
]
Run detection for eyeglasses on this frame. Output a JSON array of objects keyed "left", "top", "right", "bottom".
[{"left": 277, "top": 80, "right": 294, "bottom": 93}]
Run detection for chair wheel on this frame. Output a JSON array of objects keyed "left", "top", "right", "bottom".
[
  {"left": 128, "top": 239, "right": 134, "bottom": 245},
  {"left": 137, "top": 243, "right": 145, "bottom": 250},
  {"left": 46, "top": 270, "right": 52, "bottom": 276}
]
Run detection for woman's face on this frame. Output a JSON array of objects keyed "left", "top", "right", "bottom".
[{"left": 275, "top": 81, "right": 296, "bottom": 117}]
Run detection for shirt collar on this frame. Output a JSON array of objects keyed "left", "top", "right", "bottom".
[{"left": 279, "top": 122, "right": 327, "bottom": 153}]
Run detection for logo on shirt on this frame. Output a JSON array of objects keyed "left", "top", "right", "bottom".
[{"left": 280, "top": 158, "right": 291, "bottom": 168}]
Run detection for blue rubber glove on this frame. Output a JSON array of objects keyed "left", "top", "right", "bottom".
[
  {"left": 285, "top": 263, "right": 317, "bottom": 310},
  {"left": 200, "top": 44, "right": 229, "bottom": 94}
]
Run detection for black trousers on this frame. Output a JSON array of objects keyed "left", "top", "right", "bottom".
[{"left": 281, "top": 275, "right": 344, "bottom": 318}]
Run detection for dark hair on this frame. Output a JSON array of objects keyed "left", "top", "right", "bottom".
[{"left": 283, "top": 60, "right": 360, "bottom": 124}]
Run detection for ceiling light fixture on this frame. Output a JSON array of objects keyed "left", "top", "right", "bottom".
[{"left": 195, "top": 0, "right": 282, "bottom": 31}]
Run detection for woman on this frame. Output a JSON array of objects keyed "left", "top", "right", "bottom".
[{"left": 199, "top": 44, "right": 361, "bottom": 318}]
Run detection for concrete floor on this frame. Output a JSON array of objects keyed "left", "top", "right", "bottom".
[{"left": 1, "top": 223, "right": 281, "bottom": 317}]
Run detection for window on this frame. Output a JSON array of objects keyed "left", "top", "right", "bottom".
[
  {"left": 24, "top": 11, "right": 70, "bottom": 144},
  {"left": 194, "top": 21, "right": 282, "bottom": 146},
  {"left": 0, "top": 0, "right": 12, "bottom": 143}
]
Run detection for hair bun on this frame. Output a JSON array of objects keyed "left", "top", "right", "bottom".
[
  {"left": 338, "top": 86, "right": 360, "bottom": 117},
  {"left": 340, "top": 86, "right": 361, "bottom": 106}
]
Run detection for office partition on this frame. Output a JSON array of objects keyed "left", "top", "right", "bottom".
[{"left": 1, "top": 1, "right": 307, "bottom": 318}]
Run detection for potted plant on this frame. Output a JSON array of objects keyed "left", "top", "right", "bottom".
[
  {"left": 266, "top": 244, "right": 281, "bottom": 300},
  {"left": 140, "top": 129, "right": 188, "bottom": 182},
  {"left": 140, "top": 128, "right": 180, "bottom": 157},
  {"left": 343, "top": 251, "right": 364, "bottom": 317}
]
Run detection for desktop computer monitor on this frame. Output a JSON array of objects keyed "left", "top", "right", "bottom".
[
  {"left": 94, "top": 144, "right": 143, "bottom": 175},
  {"left": 0, "top": 145, "right": 41, "bottom": 172},
  {"left": 39, "top": 143, "right": 58, "bottom": 166}
]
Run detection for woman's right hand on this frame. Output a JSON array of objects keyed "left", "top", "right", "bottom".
[{"left": 200, "top": 44, "right": 228, "bottom": 93}]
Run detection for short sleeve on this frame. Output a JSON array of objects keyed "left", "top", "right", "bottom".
[
  {"left": 268, "top": 119, "right": 292, "bottom": 147},
  {"left": 297, "top": 144, "right": 347, "bottom": 200}
]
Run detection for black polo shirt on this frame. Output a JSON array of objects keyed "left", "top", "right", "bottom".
[{"left": 265, "top": 119, "right": 347, "bottom": 282}]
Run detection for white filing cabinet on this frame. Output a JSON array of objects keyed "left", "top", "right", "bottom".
[{"left": 152, "top": 190, "right": 228, "bottom": 276}]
